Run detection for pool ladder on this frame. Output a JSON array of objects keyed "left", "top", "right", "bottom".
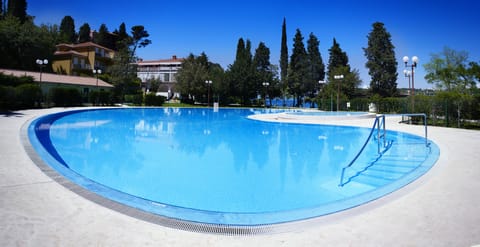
[{"left": 338, "top": 114, "right": 429, "bottom": 187}]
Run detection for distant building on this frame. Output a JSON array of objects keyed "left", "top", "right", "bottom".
[
  {"left": 52, "top": 42, "right": 115, "bottom": 76},
  {"left": 136, "top": 55, "right": 183, "bottom": 99},
  {"left": 0, "top": 68, "right": 113, "bottom": 97}
]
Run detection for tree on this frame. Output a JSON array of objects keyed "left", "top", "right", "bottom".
[
  {"left": 78, "top": 23, "right": 91, "bottom": 43},
  {"left": 59, "top": 16, "right": 76, "bottom": 43},
  {"left": 115, "top": 22, "right": 131, "bottom": 50},
  {"left": 424, "top": 47, "right": 477, "bottom": 91},
  {"left": 7, "top": 0, "right": 27, "bottom": 23},
  {"left": 324, "top": 38, "right": 361, "bottom": 108},
  {"left": 0, "top": 16, "right": 57, "bottom": 70},
  {"left": 130, "top": 25, "right": 151, "bottom": 60},
  {"left": 327, "top": 38, "right": 349, "bottom": 78},
  {"left": 253, "top": 42, "right": 277, "bottom": 105},
  {"left": 176, "top": 52, "right": 224, "bottom": 104},
  {"left": 279, "top": 17, "right": 288, "bottom": 105},
  {"left": 288, "top": 29, "right": 309, "bottom": 106},
  {"left": 226, "top": 38, "right": 254, "bottom": 105},
  {"left": 253, "top": 42, "right": 272, "bottom": 82},
  {"left": 306, "top": 33, "right": 325, "bottom": 100},
  {"left": 94, "top": 24, "right": 116, "bottom": 49},
  {"left": 364, "top": 22, "right": 398, "bottom": 97}
]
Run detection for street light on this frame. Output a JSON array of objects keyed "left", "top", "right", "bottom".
[
  {"left": 93, "top": 69, "right": 102, "bottom": 89},
  {"left": 403, "top": 55, "right": 418, "bottom": 112},
  {"left": 334, "top": 74, "right": 344, "bottom": 111},
  {"left": 92, "top": 69, "right": 102, "bottom": 105},
  {"left": 262, "top": 82, "right": 270, "bottom": 107},
  {"left": 36, "top": 59, "right": 48, "bottom": 82},
  {"left": 403, "top": 69, "right": 412, "bottom": 96},
  {"left": 318, "top": 80, "right": 326, "bottom": 110},
  {"left": 205, "top": 80, "right": 212, "bottom": 107}
]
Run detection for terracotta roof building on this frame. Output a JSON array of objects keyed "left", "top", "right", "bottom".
[
  {"left": 52, "top": 42, "right": 115, "bottom": 76},
  {"left": 0, "top": 68, "right": 113, "bottom": 97}
]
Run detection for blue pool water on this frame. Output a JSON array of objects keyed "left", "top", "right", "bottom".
[{"left": 28, "top": 108, "right": 439, "bottom": 226}]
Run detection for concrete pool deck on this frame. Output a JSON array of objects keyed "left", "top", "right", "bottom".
[{"left": 1, "top": 107, "right": 479, "bottom": 246}]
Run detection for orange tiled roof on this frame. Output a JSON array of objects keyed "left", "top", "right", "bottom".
[
  {"left": 56, "top": 42, "right": 115, "bottom": 52},
  {"left": 0, "top": 69, "right": 114, "bottom": 88},
  {"left": 54, "top": 50, "right": 88, "bottom": 57}
]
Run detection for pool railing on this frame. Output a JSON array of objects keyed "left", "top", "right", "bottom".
[{"left": 339, "top": 113, "right": 429, "bottom": 187}]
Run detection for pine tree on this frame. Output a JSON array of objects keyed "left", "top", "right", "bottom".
[
  {"left": 130, "top": 25, "right": 151, "bottom": 60},
  {"left": 327, "top": 38, "right": 349, "bottom": 78},
  {"left": 279, "top": 17, "right": 288, "bottom": 105},
  {"left": 254, "top": 42, "right": 277, "bottom": 106},
  {"left": 306, "top": 32, "right": 325, "bottom": 98},
  {"left": 227, "top": 38, "right": 255, "bottom": 105},
  {"left": 288, "top": 29, "right": 309, "bottom": 106},
  {"left": 364, "top": 22, "right": 398, "bottom": 97},
  {"left": 78, "top": 23, "right": 91, "bottom": 43},
  {"left": 59, "top": 16, "right": 76, "bottom": 43}
]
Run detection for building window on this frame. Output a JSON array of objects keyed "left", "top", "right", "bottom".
[{"left": 164, "top": 73, "right": 170, "bottom": 82}]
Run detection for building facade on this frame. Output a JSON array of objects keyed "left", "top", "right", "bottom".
[
  {"left": 136, "top": 55, "right": 183, "bottom": 99},
  {"left": 52, "top": 42, "right": 115, "bottom": 76}
]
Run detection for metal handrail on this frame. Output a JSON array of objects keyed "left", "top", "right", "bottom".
[
  {"left": 339, "top": 115, "right": 383, "bottom": 186},
  {"left": 338, "top": 113, "right": 429, "bottom": 187},
  {"left": 400, "top": 113, "right": 428, "bottom": 147}
]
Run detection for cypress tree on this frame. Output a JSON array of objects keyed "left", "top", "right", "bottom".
[
  {"left": 7, "top": 0, "right": 27, "bottom": 23},
  {"left": 78, "top": 23, "right": 91, "bottom": 43},
  {"left": 306, "top": 32, "right": 325, "bottom": 98},
  {"left": 279, "top": 17, "right": 288, "bottom": 104},
  {"left": 59, "top": 16, "right": 76, "bottom": 43},
  {"left": 115, "top": 22, "right": 131, "bottom": 50},
  {"left": 363, "top": 22, "right": 398, "bottom": 97},
  {"left": 288, "top": 29, "right": 309, "bottom": 106}
]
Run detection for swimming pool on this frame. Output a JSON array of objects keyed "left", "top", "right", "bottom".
[
  {"left": 286, "top": 111, "right": 369, "bottom": 116},
  {"left": 27, "top": 108, "right": 439, "bottom": 230}
]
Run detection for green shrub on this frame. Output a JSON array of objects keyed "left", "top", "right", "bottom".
[
  {"left": 15, "top": 84, "right": 42, "bottom": 108},
  {"left": 144, "top": 94, "right": 166, "bottom": 106},
  {"left": 50, "top": 87, "right": 82, "bottom": 107},
  {"left": 0, "top": 73, "right": 34, "bottom": 87},
  {"left": 89, "top": 91, "right": 113, "bottom": 106},
  {"left": 124, "top": 94, "right": 143, "bottom": 105},
  {"left": 0, "top": 85, "right": 16, "bottom": 109}
]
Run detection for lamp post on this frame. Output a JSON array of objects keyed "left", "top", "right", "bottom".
[
  {"left": 403, "top": 56, "right": 418, "bottom": 112},
  {"left": 93, "top": 69, "right": 102, "bottom": 89},
  {"left": 36, "top": 59, "right": 48, "bottom": 82},
  {"left": 318, "top": 80, "right": 326, "bottom": 109},
  {"left": 262, "top": 82, "right": 270, "bottom": 108},
  {"left": 93, "top": 69, "right": 102, "bottom": 105},
  {"left": 205, "top": 80, "right": 212, "bottom": 107},
  {"left": 334, "top": 74, "right": 344, "bottom": 111},
  {"left": 403, "top": 69, "right": 412, "bottom": 96}
]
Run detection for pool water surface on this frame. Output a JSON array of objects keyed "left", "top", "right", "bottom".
[{"left": 28, "top": 108, "right": 439, "bottom": 226}]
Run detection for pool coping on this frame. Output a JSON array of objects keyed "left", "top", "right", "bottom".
[
  {"left": 22, "top": 108, "right": 439, "bottom": 234},
  {"left": 2, "top": 107, "right": 480, "bottom": 246}
]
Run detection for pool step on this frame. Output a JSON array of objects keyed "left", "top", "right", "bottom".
[
  {"left": 353, "top": 173, "right": 394, "bottom": 187},
  {"left": 350, "top": 155, "right": 427, "bottom": 187}
]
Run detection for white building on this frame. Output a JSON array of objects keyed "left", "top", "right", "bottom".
[{"left": 136, "top": 55, "right": 183, "bottom": 99}]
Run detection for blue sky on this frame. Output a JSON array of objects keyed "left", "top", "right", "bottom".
[{"left": 28, "top": 0, "right": 480, "bottom": 89}]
